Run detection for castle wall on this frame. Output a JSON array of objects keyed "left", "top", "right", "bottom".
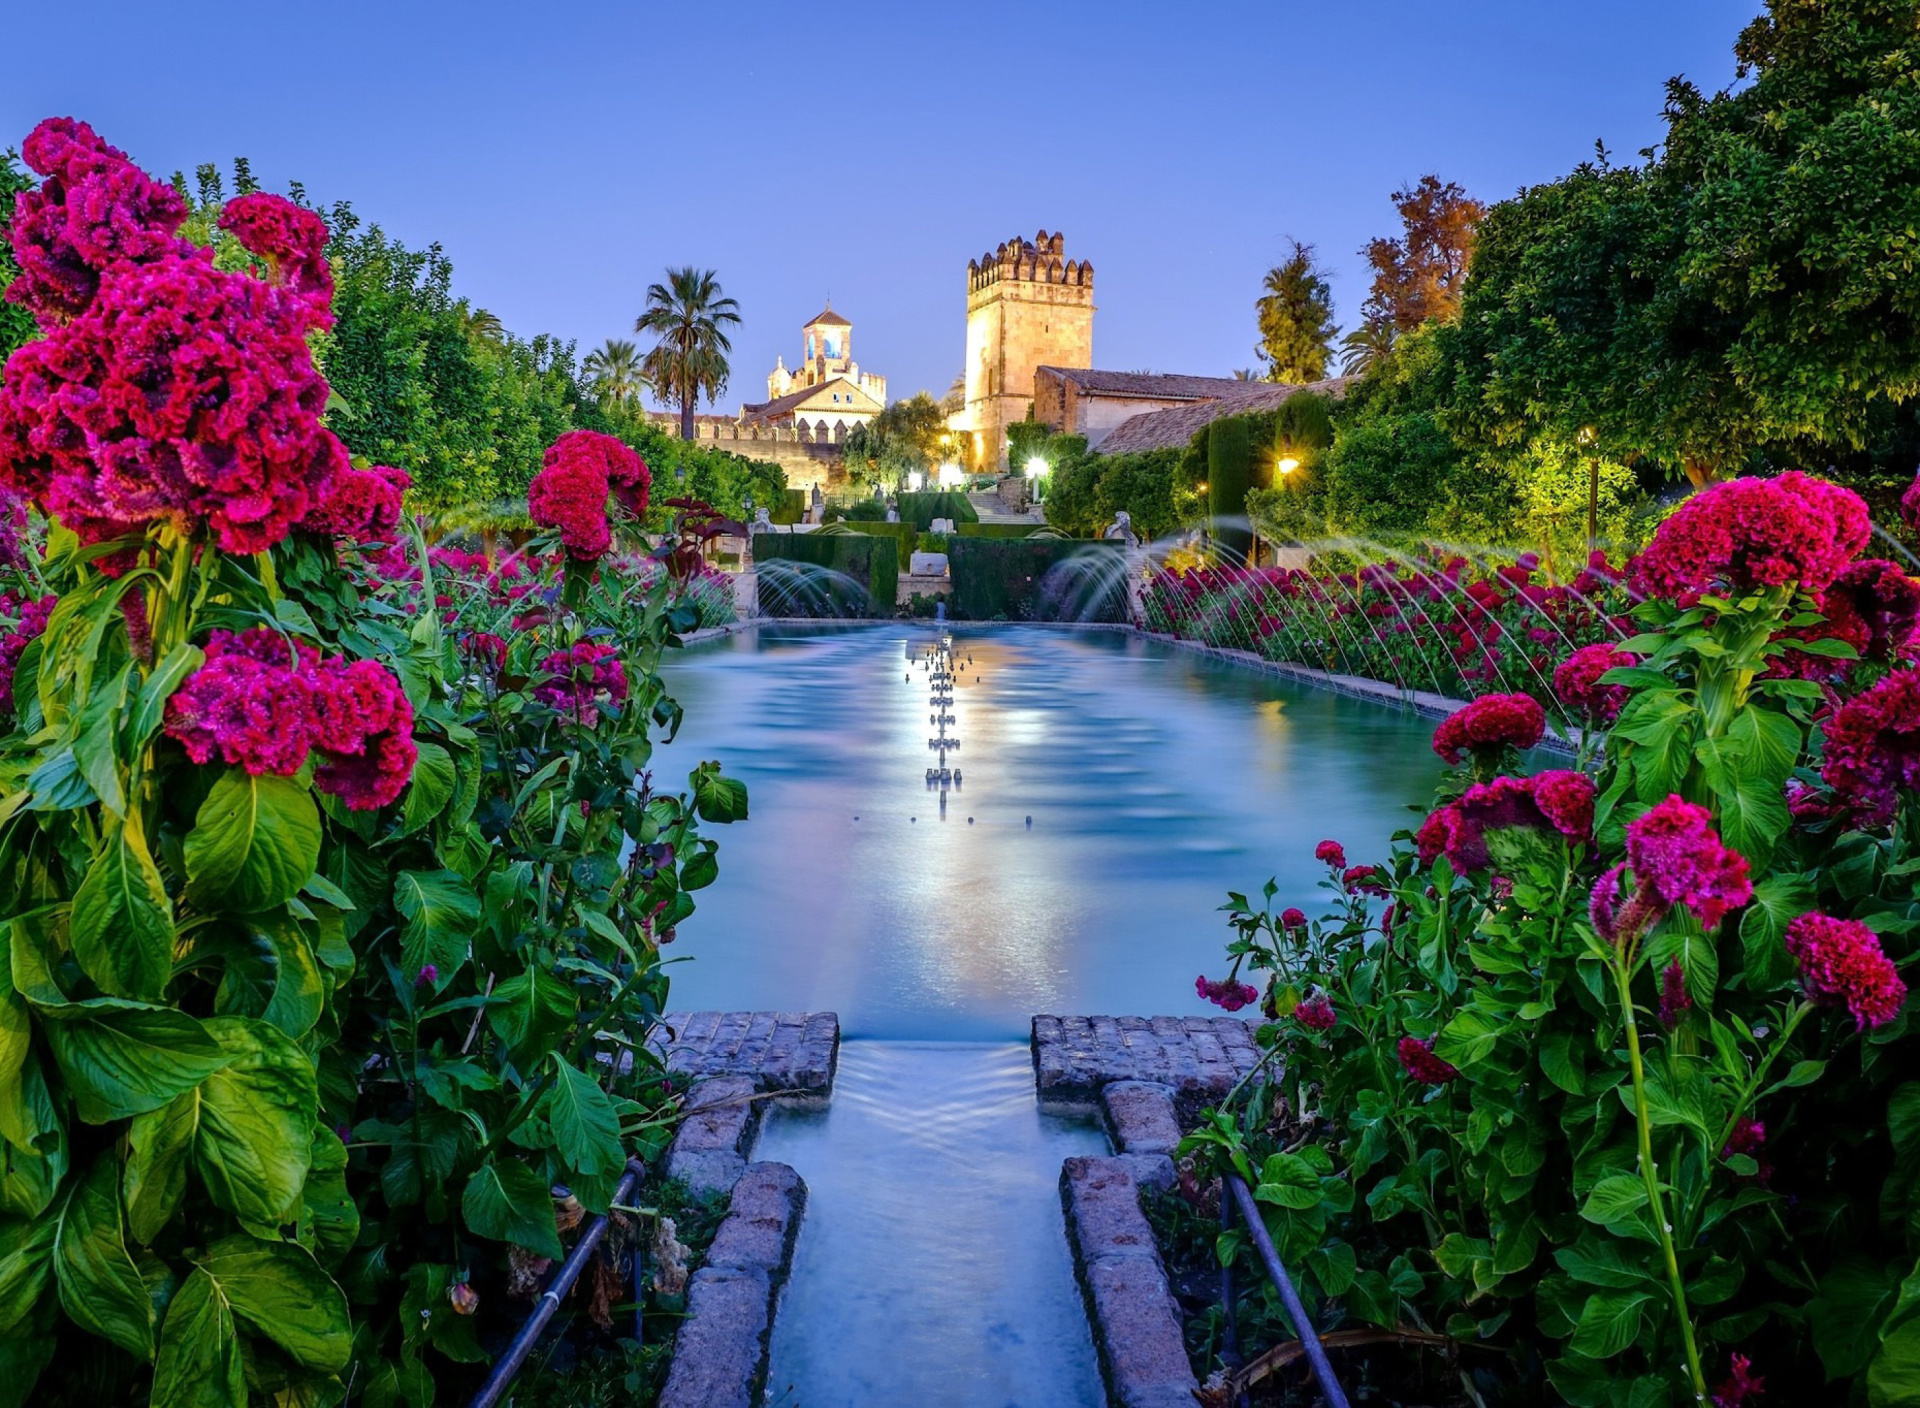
[
  {"left": 959, "top": 231, "right": 1095, "bottom": 471},
  {"left": 644, "top": 415, "right": 848, "bottom": 494}
]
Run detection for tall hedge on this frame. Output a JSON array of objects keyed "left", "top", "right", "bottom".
[
  {"left": 753, "top": 531, "right": 898, "bottom": 617},
  {"left": 1208, "top": 415, "right": 1253, "bottom": 561},
  {"left": 947, "top": 538, "right": 1127, "bottom": 621},
  {"left": 896, "top": 490, "right": 980, "bottom": 530}
]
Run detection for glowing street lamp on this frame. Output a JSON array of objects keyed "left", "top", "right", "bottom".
[
  {"left": 937, "top": 463, "right": 964, "bottom": 487},
  {"left": 1276, "top": 456, "right": 1300, "bottom": 477},
  {"left": 907, "top": 470, "right": 926, "bottom": 492},
  {"left": 1024, "top": 456, "right": 1049, "bottom": 478}
]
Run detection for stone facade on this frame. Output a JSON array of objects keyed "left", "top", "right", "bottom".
[
  {"left": 952, "top": 230, "right": 1095, "bottom": 472},
  {"left": 1034, "top": 368, "right": 1289, "bottom": 451},
  {"left": 763, "top": 304, "right": 887, "bottom": 406}
]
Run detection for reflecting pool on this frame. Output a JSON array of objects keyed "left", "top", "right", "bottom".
[{"left": 657, "top": 625, "right": 1442, "bottom": 1407}]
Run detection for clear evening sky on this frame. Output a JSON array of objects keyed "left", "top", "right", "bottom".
[{"left": 5, "top": 1, "right": 1755, "bottom": 413}]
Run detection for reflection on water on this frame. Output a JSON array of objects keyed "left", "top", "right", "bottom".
[
  {"left": 757, "top": 1043, "right": 1106, "bottom": 1408},
  {"left": 662, "top": 625, "right": 1442, "bottom": 1039},
  {"left": 656, "top": 626, "right": 1440, "bottom": 1406}
]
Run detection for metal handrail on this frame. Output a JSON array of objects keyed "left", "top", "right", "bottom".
[
  {"left": 1222, "top": 1173, "right": 1351, "bottom": 1408},
  {"left": 468, "top": 1157, "right": 649, "bottom": 1408}
]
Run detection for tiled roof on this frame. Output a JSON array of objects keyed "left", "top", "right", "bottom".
[
  {"left": 740, "top": 376, "right": 877, "bottom": 422},
  {"left": 1037, "top": 367, "right": 1278, "bottom": 401},
  {"left": 804, "top": 306, "right": 851, "bottom": 327},
  {"left": 1094, "top": 377, "right": 1354, "bottom": 456}
]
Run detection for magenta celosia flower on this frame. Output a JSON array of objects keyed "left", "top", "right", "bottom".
[
  {"left": 1553, "top": 644, "right": 1636, "bottom": 727},
  {"left": 299, "top": 463, "right": 410, "bottom": 541},
  {"left": 164, "top": 651, "right": 316, "bottom": 777},
  {"left": 1280, "top": 907, "right": 1307, "bottom": 930},
  {"left": 1397, "top": 1036, "right": 1458, "bottom": 1085},
  {"left": 1723, "top": 1119, "right": 1765, "bottom": 1159},
  {"left": 1624, "top": 795, "right": 1753, "bottom": 930},
  {"left": 1342, "top": 864, "right": 1389, "bottom": 897},
  {"left": 307, "top": 657, "right": 417, "bottom": 810},
  {"left": 1821, "top": 671, "right": 1920, "bottom": 827},
  {"left": 1418, "top": 770, "right": 1595, "bottom": 872},
  {"left": 1196, "top": 974, "right": 1258, "bottom": 1012},
  {"left": 1314, "top": 840, "right": 1346, "bottom": 869},
  {"left": 535, "top": 642, "right": 629, "bottom": 726},
  {"left": 1295, "top": 994, "right": 1337, "bottom": 1030},
  {"left": 1432, "top": 692, "right": 1546, "bottom": 765},
  {"left": 1784, "top": 912, "right": 1907, "bottom": 1030},
  {"left": 414, "top": 964, "right": 438, "bottom": 989},
  {"left": 462, "top": 631, "right": 508, "bottom": 671},
  {"left": 1657, "top": 961, "right": 1693, "bottom": 1027},
  {"left": 1712, "top": 1353, "right": 1764, "bottom": 1408},
  {"left": 1820, "top": 559, "right": 1920, "bottom": 662},
  {"left": 216, "top": 192, "right": 333, "bottom": 322},
  {"left": 526, "top": 430, "right": 650, "bottom": 562},
  {"left": 0, "top": 592, "right": 56, "bottom": 714},
  {"left": 5, "top": 117, "right": 189, "bottom": 322},
  {"left": 1632, "top": 471, "right": 1869, "bottom": 605}
]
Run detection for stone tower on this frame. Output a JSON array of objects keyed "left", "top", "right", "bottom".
[{"left": 958, "top": 230, "right": 1094, "bottom": 471}]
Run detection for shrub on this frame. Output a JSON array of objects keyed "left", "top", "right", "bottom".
[
  {"left": 752, "top": 530, "right": 898, "bottom": 617},
  {"left": 947, "top": 538, "right": 1127, "bottom": 622},
  {"left": 1207, "top": 417, "right": 1253, "bottom": 562},
  {"left": 895, "top": 491, "right": 979, "bottom": 530}
]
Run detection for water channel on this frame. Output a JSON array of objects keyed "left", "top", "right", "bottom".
[{"left": 660, "top": 625, "right": 1442, "bottom": 1407}]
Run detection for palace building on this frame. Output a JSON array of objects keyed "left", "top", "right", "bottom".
[{"left": 740, "top": 304, "right": 888, "bottom": 442}]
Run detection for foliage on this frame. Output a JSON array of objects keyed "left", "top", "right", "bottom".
[
  {"left": 1005, "top": 416, "right": 1053, "bottom": 473},
  {"left": 752, "top": 529, "right": 898, "bottom": 617},
  {"left": 1360, "top": 174, "right": 1484, "bottom": 334},
  {"left": 635, "top": 268, "right": 740, "bottom": 443},
  {"left": 894, "top": 491, "right": 979, "bottom": 531},
  {"left": 0, "top": 126, "right": 746, "bottom": 1406},
  {"left": 581, "top": 340, "right": 648, "bottom": 409},
  {"left": 1208, "top": 417, "right": 1253, "bottom": 562},
  {"left": 1254, "top": 240, "right": 1338, "bottom": 383},
  {"left": 840, "top": 393, "right": 948, "bottom": 489},
  {"left": 0, "top": 150, "right": 33, "bottom": 365},
  {"left": 946, "top": 538, "right": 1127, "bottom": 623},
  {"left": 1183, "top": 471, "right": 1920, "bottom": 1404}
]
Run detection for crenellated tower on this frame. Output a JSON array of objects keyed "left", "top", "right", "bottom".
[{"left": 956, "top": 230, "right": 1095, "bottom": 471}]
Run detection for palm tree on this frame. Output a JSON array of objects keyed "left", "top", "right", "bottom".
[
  {"left": 583, "top": 338, "right": 649, "bottom": 410},
  {"left": 635, "top": 268, "right": 741, "bottom": 440},
  {"left": 1338, "top": 319, "right": 1396, "bottom": 377},
  {"left": 459, "top": 304, "right": 505, "bottom": 343}
]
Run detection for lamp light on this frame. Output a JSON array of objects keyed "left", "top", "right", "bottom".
[
  {"left": 1024, "top": 456, "right": 1049, "bottom": 478},
  {"left": 1276, "top": 456, "right": 1300, "bottom": 476}
]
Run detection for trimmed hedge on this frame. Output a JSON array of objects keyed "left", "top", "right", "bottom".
[
  {"left": 753, "top": 531, "right": 899, "bottom": 616},
  {"left": 769, "top": 488, "right": 806, "bottom": 525},
  {"left": 948, "top": 538, "right": 1128, "bottom": 622},
  {"left": 955, "top": 522, "right": 1049, "bottom": 540},
  {"left": 896, "top": 490, "right": 980, "bottom": 530},
  {"left": 850, "top": 521, "right": 920, "bottom": 564}
]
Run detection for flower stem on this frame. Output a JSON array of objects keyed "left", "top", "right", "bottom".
[{"left": 1612, "top": 955, "right": 1709, "bottom": 1401}]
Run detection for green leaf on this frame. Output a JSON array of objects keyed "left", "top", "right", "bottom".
[
  {"left": 691, "top": 764, "right": 748, "bottom": 823},
  {"left": 1870, "top": 1312, "right": 1920, "bottom": 1408},
  {"left": 126, "top": 1090, "right": 200, "bottom": 1245},
  {"left": 43, "top": 1006, "right": 232, "bottom": 1124},
  {"left": 125, "top": 644, "right": 204, "bottom": 761},
  {"left": 0, "top": 1215, "right": 55, "bottom": 1335},
  {"left": 72, "top": 662, "right": 132, "bottom": 818},
  {"left": 1555, "top": 1236, "right": 1657, "bottom": 1290},
  {"left": 53, "top": 1156, "right": 154, "bottom": 1359},
  {"left": 1254, "top": 1152, "right": 1325, "bottom": 1211},
  {"left": 196, "top": 1235, "right": 350, "bottom": 1373},
  {"left": 1813, "top": 1257, "right": 1899, "bottom": 1380},
  {"left": 488, "top": 969, "right": 576, "bottom": 1066},
  {"left": 194, "top": 1018, "right": 318, "bottom": 1226},
  {"left": 542, "top": 1059, "right": 625, "bottom": 1179},
  {"left": 399, "top": 742, "right": 456, "bottom": 836},
  {"left": 1785, "top": 634, "right": 1859, "bottom": 657},
  {"left": 462, "top": 1157, "right": 562, "bottom": 1260},
  {"left": 1646, "top": 918, "right": 1719, "bottom": 1011},
  {"left": 393, "top": 869, "right": 480, "bottom": 989},
  {"left": 150, "top": 1268, "right": 245, "bottom": 1408},
  {"left": 70, "top": 811, "right": 174, "bottom": 1001},
  {"left": 1739, "top": 874, "right": 1815, "bottom": 990},
  {"left": 301, "top": 1127, "right": 359, "bottom": 1265},
  {"left": 215, "top": 918, "right": 325, "bottom": 1040},
  {"left": 184, "top": 770, "right": 322, "bottom": 914},
  {"left": 1569, "top": 1289, "right": 1653, "bottom": 1359},
  {"left": 0, "top": 964, "right": 57, "bottom": 1155},
  {"left": 1432, "top": 1007, "right": 1500, "bottom": 1071},
  {"left": 1580, "top": 1175, "right": 1649, "bottom": 1227},
  {"left": 1726, "top": 708, "right": 1801, "bottom": 787},
  {"left": 680, "top": 842, "right": 720, "bottom": 891},
  {"left": 1539, "top": 1030, "right": 1586, "bottom": 1096}
]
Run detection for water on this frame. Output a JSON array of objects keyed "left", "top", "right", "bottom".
[{"left": 657, "top": 624, "right": 1441, "bottom": 1406}]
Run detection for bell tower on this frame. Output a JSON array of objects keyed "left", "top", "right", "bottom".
[{"left": 958, "top": 230, "right": 1095, "bottom": 471}]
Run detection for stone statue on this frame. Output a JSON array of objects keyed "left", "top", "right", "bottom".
[
  {"left": 885, "top": 504, "right": 900, "bottom": 523},
  {"left": 752, "top": 507, "right": 773, "bottom": 532},
  {"left": 809, "top": 484, "right": 825, "bottom": 524},
  {"left": 1103, "top": 510, "right": 1139, "bottom": 547}
]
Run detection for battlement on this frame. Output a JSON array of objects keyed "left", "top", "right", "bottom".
[{"left": 968, "top": 228, "right": 1093, "bottom": 295}]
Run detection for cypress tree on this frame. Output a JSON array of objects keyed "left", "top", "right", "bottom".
[{"left": 1208, "top": 416, "right": 1253, "bottom": 562}]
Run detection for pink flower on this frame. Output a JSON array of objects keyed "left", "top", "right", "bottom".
[
  {"left": 1723, "top": 1119, "right": 1765, "bottom": 1159},
  {"left": 164, "top": 635, "right": 316, "bottom": 776},
  {"left": 0, "top": 592, "right": 55, "bottom": 715},
  {"left": 1314, "top": 840, "right": 1346, "bottom": 869},
  {"left": 1784, "top": 912, "right": 1907, "bottom": 1030},
  {"left": 1431, "top": 693, "right": 1545, "bottom": 765},
  {"left": 1632, "top": 471, "right": 1868, "bottom": 605},
  {"left": 307, "top": 658, "right": 416, "bottom": 811},
  {"left": 1342, "top": 864, "right": 1389, "bottom": 897},
  {"left": 1819, "top": 559, "right": 1920, "bottom": 662},
  {"left": 216, "top": 192, "right": 333, "bottom": 321},
  {"left": 1295, "top": 994, "right": 1337, "bottom": 1031},
  {"left": 1396, "top": 1036, "right": 1458, "bottom": 1085},
  {"left": 415, "top": 964, "right": 438, "bottom": 988},
  {"left": 535, "top": 642, "right": 629, "bottom": 727},
  {"left": 1657, "top": 961, "right": 1693, "bottom": 1027},
  {"left": 1712, "top": 1353, "right": 1764, "bottom": 1407},
  {"left": 299, "top": 463, "right": 410, "bottom": 541},
  {"left": 1196, "top": 975, "right": 1259, "bottom": 1012},
  {"left": 1418, "top": 770, "right": 1595, "bottom": 872},
  {"left": 526, "top": 430, "right": 650, "bottom": 562},
  {"left": 1823, "top": 671, "right": 1920, "bottom": 827},
  {"left": 1553, "top": 644, "right": 1636, "bottom": 727},
  {"left": 1279, "top": 907, "right": 1307, "bottom": 931},
  {"left": 1624, "top": 796, "right": 1753, "bottom": 930},
  {"left": 462, "top": 631, "right": 508, "bottom": 671}
]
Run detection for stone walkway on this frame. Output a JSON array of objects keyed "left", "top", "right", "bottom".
[
  {"left": 1031, "top": 1013, "right": 1266, "bottom": 1117},
  {"left": 654, "top": 1010, "right": 840, "bottom": 1101}
]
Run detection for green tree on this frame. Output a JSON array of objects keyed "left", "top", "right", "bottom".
[
  {"left": 1337, "top": 317, "right": 1395, "bottom": 376},
  {"left": 582, "top": 337, "right": 649, "bottom": 409},
  {"left": 842, "top": 392, "right": 950, "bottom": 487},
  {"left": 1254, "top": 240, "right": 1338, "bottom": 382},
  {"left": 0, "top": 149, "right": 36, "bottom": 364},
  {"left": 1207, "top": 416, "right": 1254, "bottom": 560},
  {"left": 636, "top": 267, "right": 741, "bottom": 441}
]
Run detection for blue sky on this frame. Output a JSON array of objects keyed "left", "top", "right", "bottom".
[{"left": 6, "top": 1, "right": 1756, "bottom": 411}]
